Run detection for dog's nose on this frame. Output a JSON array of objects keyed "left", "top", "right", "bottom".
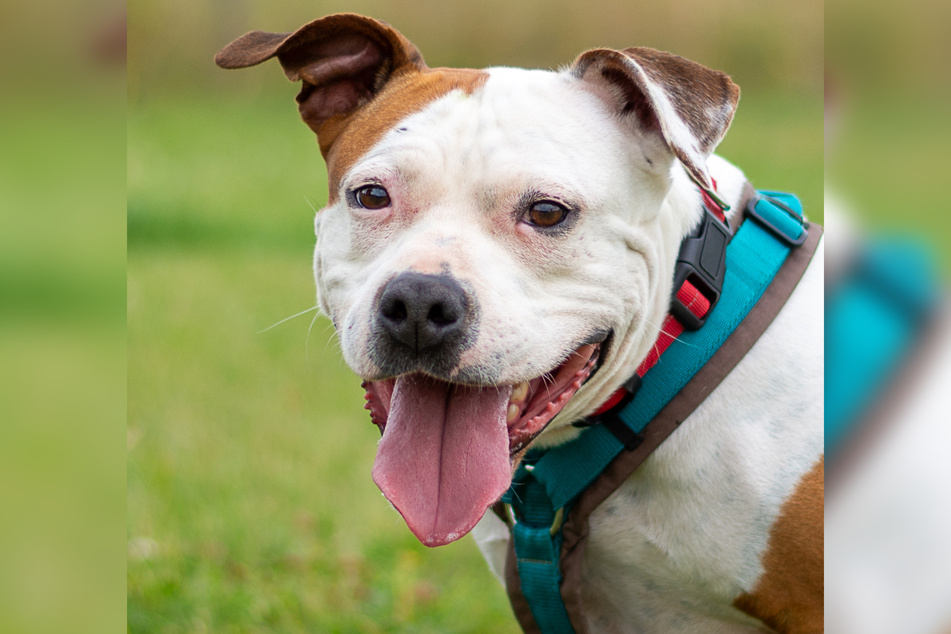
[{"left": 377, "top": 272, "right": 469, "bottom": 353}]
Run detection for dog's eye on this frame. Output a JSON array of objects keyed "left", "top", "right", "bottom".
[
  {"left": 354, "top": 185, "right": 391, "bottom": 210},
  {"left": 527, "top": 201, "right": 569, "bottom": 228}
]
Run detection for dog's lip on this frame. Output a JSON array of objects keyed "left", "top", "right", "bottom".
[
  {"left": 361, "top": 335, "right": 606, "bottom": 455},
  {"left": 505, "top": 341, "right": 601, "bottom": 455}
]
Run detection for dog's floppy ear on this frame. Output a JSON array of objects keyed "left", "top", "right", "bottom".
[
  {"left": 572, "top": 47, "right": 739, "bottom": 195},
  {"left": 215, "top": 13, "right": 426, "bottom": 155}
]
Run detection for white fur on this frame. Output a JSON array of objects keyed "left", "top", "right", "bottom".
[{"left": 315, "top": 65, "right": 823, "bottom": 632}]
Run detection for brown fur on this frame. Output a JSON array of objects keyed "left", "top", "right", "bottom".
[
  {"left": 734, "top": 457, "right": 824, "bottom": 633},
  {"left": 215, "top": 13, "right": 487, "bottom": 206},
  {"left": 319, "top": 67, "right": 486, "bottom": 202},
  {"left": 620, "top": 47, "right": 739, "bottom": 156}
]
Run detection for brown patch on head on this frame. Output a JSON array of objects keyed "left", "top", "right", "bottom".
[
  {"left": 215, "top": 14, "right": 487, "bottom": 204},
  {"left": 321, "top": 67, "right": 486, "bottom": 201},
  {"left": 734, "top": 457, "right": 824, "bottom": 633}
]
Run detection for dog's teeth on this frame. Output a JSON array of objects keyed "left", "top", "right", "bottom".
[
  {"left": 512, "top": 381, "right": 529, "bottom": 403},
  {"left": 507, "top": 403, "right": 520, "bottom": 424}
]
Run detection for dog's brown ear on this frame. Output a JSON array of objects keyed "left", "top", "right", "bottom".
[
  {"left": 572, "top": 47, "right": 739, "bottom": 195},
  {"left": 215, "top": 13, "right": 426, "bottom": 154}
]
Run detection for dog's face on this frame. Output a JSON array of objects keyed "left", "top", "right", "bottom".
[{"left": 216, "top": 14, "right": 738, "bottom": 547}]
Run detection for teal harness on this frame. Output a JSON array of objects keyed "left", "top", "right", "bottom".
[
  {"left": 825, "top": 239, "right": 939, "bottom": 456},
  {"left": 500, "top": 189, "right": 814, "bottom": 633}
]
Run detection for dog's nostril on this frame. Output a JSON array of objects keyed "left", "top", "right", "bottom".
[
  {"left": 382, "top": 298, "right": 408, "bottom": 322},
  {"left": 427, "top": 302, "right": 458, "bottom": 326}
]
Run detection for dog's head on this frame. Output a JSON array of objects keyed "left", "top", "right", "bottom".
[{"left": 217, "top": 14, "right": 739, "bottom": 546}]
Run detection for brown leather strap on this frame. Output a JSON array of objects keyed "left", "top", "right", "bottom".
[
  {"left": 502, "top": 207, "right": 823, "bottom": 633},
  {"left": 492, "top": 500, "right": 514, "bottom": 529}
]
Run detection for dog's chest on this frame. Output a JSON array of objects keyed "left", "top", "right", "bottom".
[{"left": 578, "top": 456, "right": 774, "bottom": 633}]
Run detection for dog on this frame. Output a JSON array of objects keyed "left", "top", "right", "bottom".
[{"left": 216, "top": 14, "right": 823, "bottom": 633}]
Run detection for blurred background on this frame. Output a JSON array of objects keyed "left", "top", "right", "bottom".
[
  {"left": 127, "top": 2, "right": 822, "bottom": 633},
  {"left": 1, "top": 1, "right": 125, "bottom": 634},
  {"left": 825, "top": 0, "right": 951, "bottom": 633}
]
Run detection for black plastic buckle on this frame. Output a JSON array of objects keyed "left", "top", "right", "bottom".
[
  {"left": 585, "top": 375, "right": 644, "bottom": 450},
  {"left": 671, "top": 206, "right": 732, "bottom": 331},
  {"left": 600, "top": 412, "right": 644, "bottom": 451},
  {"left": 744, "top": 195, "right": 808, "bottom": 248}
]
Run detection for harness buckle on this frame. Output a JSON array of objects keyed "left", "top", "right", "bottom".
[
  {"left": 671, "top": 206, "right": 731, "bottom": 331},
  {"left": 744, "top": 194, "right": 808, "bottom": 247},
  {"left": 589, "top": 375, "right": 644, "bottom": 450},
  {"left": 600, "top": 412, "right": 644, "bottom": 451}
]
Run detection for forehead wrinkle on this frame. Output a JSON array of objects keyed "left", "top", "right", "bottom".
[
  {"left": 349, "top": 68, "right": 628, "bottom": 217},
  {"left": 352, "top": 88, "right": 496, "bottom": 207}
]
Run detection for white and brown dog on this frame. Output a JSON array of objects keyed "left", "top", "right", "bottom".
[{"left": 217, "top": 14, "right": 823, "bottom": 633}]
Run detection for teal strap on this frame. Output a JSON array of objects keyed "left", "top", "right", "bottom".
[
  {"left": 508, "top": 191, "right": 807, "bottom": 633},
  {"left": 825, "top": 240, "right": 938, "bottom": 454},
  {"left": 506, "top": 458, "right": 574, "bottom": 631},
  {"left": 510, "top": 465, "right": 575, "bottom": 633},
  {"left": 514, "top": 523, "right": 573, "bottom": 633},
  {"left": 749, "top": 190, "right": 806, "bottom": 245}
]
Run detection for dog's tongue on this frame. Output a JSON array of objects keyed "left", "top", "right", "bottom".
[{"left": 371, "top": 374, "right": 512, "bottom": 547}]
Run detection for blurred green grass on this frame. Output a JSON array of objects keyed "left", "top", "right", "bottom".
[
  {"left": 128, "top": 97, "right": 325, "bottom": 252},
  {"left": 1, "top": 85, "right": 125, "bottom": 634},
  {"left": 128, "top": 250, "right": 517, "bottom": 633},
  {"left": 829, "top": 97, "right": 951, "bottom": 246},
  {"left": 127, "top": 88, "right": 820, "bottom": 632}
]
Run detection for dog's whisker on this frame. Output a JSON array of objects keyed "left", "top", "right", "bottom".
[
  {"left": 642, "top": 315, "right": 702, "bottom": 351},
  {"left": 538, "top": 371, "right": 557, "bottom": 401},
  {"left": 258, "top": 305, "right": 318, "bottom": 334},
  {"left": 305, "top": 310, "right": 324, "bottom": 369},
  {"left": 319, "top": 321, "right": 339, "bottom": 352},
  {"left": 304, "top": 196, "right": 321, "bottom": 215},
  {"left": 321, "top": 325, "right": 341, "bottom": 359}
]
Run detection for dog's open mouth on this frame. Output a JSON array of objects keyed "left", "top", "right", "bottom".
[{"left": 361, "top": 342, "right": 601, "bottom": 547}]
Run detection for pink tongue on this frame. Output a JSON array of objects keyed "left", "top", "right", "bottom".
[{"left": 372, "top": 374, "right": 512, "bottom": 547}]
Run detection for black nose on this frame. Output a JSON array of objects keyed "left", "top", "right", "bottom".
[{"left": 377, "top": 272, "right": 469, "bottom": 353}]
